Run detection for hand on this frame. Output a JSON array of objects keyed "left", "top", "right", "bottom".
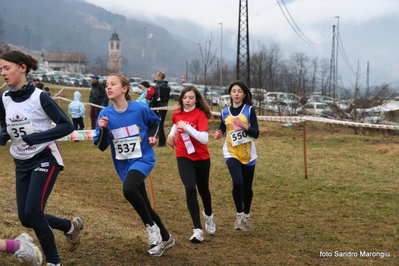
[
  {"left": 176, "top": 120, "right": 187, "bottom": 131},
  {"left": 167, "top": 135, "right": 175, "bottom": 149},
  {"left": 148, "top": 137, "right": 157, "bottom": 147},
  {"left": 98, "top": 116, "right": 108, "bottom": 129},
  {"left": 214, "top": 130, "right": 222, "bottom": 140}
]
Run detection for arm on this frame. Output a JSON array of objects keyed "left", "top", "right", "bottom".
[
  {"left": 22, "top": 93, "right": 74, "bottom": 146},
  {"left": 184, "top": 124, "right": 208, "bottom": 144},
  {"left": 246, "top": 107, "right": 259, "bottom": 139}
]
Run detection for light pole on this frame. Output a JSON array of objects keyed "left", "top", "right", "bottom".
[
  {"left": 28, "top": 27, "right": 32, "bottom": 51},
  {"left": 77, "top": 26, "right": 81, "bottom": 73},
  {"left": 142, "top": 26, "right": 146, "bottom": 79},
  {"left": 334, "top": 16, "right": 339, "bottom": 99},
  {"left": 185, "top": 60, "right": 188, "bottom": 84},
  {"left": 219, "top": 22, "right": 223, "bottom": 86}
]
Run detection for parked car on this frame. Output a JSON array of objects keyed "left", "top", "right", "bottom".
[
  {"left": 58, "top": 76, "right": 71, "bottom": 86},
  {"left": 130, "top": 82, "right": 142, "bottom": 94},
  {"left": 300, "top": 94, "right": 335, "bottom": 105},
  {"left": 129, "top": 77, "right": 143, "bottom": 83},
  {"left": 219, "top": 95, "right": 231, "bottom": 107},
  {"left": 68, "top": 77, "right": 80, "bottom": 87},
  {"left": 301, "top": 102, "right": 328, "bottom": 116},
  {"left": 42, "top": 74, "right": 53, "bottom": 83},
  {"left": 169, "top": 88, "right": 183, "bottom": 101}
]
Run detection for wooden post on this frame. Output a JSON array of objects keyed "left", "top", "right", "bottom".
[{"left": 303, "top": 121, "right": 308, "bottom": 179}]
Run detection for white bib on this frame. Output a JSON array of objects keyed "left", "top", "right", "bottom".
[
  {"left": 7, "top": 120, "right": 35, "bottom": 144},
  {"left": 113, "top": 136, "right": 142, "bottom": 160},
  {"left": 228, "top": 129, "right": 253, "bottom": 147}
]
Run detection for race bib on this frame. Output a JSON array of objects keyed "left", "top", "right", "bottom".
[
  {"left": 113, "top": 136, "right": 142, "bottom": 160},
  {"left": 7, "top": 120, "right": 34, "bottom": 144},
  {"left": 228, "top": 129, "right": 252, "bottom": 147}
]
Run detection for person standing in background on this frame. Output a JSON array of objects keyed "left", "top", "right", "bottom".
[
  {"left": 213, "top": 81, "right": 259, "bottom": 232},
  {"left": 167, "top": 86, "right": 216, "bottom": 243},
  {"left": 89, "top": 75, "right": 105, "bottom": 129},
  {"left": 68, "top": 91, "right": 86, "bottom": 130},
  {"left": 151, "top": 71, "right": 170, "bottom": 147},
  {"left": 0, "top": 50, "right": 84, "bottom": 266}
]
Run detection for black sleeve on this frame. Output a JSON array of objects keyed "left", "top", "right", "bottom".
[
  {"left": 217, "top": 112, "right": 226, "bottom": 135},
  {"left": 94, "top": 128, "right": 109, "bottom": 151},
  {"left": 148, "top": 123, "right": 159, "bottom": 138},
  {"left": 246, "top": 107, "right": 259, "bottom": 139}
]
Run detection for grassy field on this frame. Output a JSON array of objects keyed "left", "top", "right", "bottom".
[{"left": 0, "top": 81, "right": 399, "bottom": 265}]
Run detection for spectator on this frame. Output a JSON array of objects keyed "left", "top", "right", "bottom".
[
  {"left": 151, "top": 71, "right": 171, "bottom": 147},
  {"left": 68, "top": 91, "right": 86, "bottom": 130},
  {"left": 36, "top": 82, "right": 44, "bottom": 90},
  {"left": 32, "top": 78, "right": 40, "bottom": 87},
  {"left": 136, "top": 81, "right": 155, "bottom": 106},
  {"left": 89, "top": 75, "right": 106, "bottom": 129},
  {"left": 43, "top": 86, "right": 51, "bottom": 96}
]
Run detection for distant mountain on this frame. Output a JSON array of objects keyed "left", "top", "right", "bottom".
[{"left": 0, "top": 0, "right": 198, "bottom": 81}]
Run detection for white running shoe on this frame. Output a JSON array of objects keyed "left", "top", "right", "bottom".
[
  {"left": 234, "top": 212, "right": 245, "bottom": 230},
  {"left": 148, "top": 234, "right": 175, "bottom": 256},
  {"left": 242, "top": 213, "right": 251, "bottom": 231},
  {"left": 189, "top": 228, "right": 204, "bottom": 243},
  {"left": 146, "top": 223, "right": 162, "bottom": 247},
  {"left": 202, "top": 210, "right": 216, "bottom": 235},
  {"left": 14, "top": 233, "right": 43, "bottom": 266}
]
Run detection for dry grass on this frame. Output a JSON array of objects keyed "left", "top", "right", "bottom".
[{"left": 0, "top": 81, "right": 399, "bottom": 265}]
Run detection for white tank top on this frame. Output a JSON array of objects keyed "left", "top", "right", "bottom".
[{"left": 2, "top": 89, "right": 64, "bottom": 165}]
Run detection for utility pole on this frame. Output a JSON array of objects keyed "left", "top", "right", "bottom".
[
  {"left": 143, "top": 26, "right": 146, "bottom": 79},
  {"left": 329, "top": 25, "right": 336, "bottom": 97},
  {"left": 77, "top": 26, "right": 81, "bottom": 73},
  {"left": 236, "top": 0, "right": 250, "bottom": 87},
  {"left": 219, "top": 22, "right": 223, "bottom": 86},
  {"left": 334, "top": 16, "right": 339, "bottom": 99},
  {"left": 186, "top": 60, "right": 188, "bottom": 84},
  {"left": 366, "top": 62, "right": 370, "bottom": 98}
]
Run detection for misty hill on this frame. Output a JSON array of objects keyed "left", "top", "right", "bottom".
[{"left": 0, "top": 0, "right": 198, "bottom": 81}]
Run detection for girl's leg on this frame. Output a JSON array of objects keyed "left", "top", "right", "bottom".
[
  {"left": 16, "top": 165, "right": 64, "bottom": 264},
  {"left": 177, "top": 157, "right": 202, "bottom": 229},
  {"left": 194, "top": 159, "right": 212, "bottom": 216},
  {"left": 123, "top": 170, "right": 170, "bottom": 240},
  {"left": 242, "top": 164, "right": 255, "bottom": 214},
  {"left": 225, "top": 158, "right": 244, "bottom": 213}
]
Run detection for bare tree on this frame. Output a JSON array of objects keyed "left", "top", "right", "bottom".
[
  {"left": 198, "top": 32, "right": 217, "bottom": 88},
  {"left": 189, "top": 59, "right": 201, "bottom": 84},
  {"left": 92, "top": 56, "right": 109, "bottom": 73}
]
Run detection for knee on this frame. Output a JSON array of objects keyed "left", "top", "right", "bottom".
[
  {"left": 123, "top": 185, "right": 138, "bottom": 199},
  {"left": 185, "top": 186, "right": 197, "bottom": 198}
]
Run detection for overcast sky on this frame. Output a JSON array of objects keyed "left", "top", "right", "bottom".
[{"left": 85, "top": 0, "right": 399, "bottom": 87}]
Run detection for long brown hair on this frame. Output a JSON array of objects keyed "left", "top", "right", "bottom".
[
  {"left": 178, "top": 85, "right": 211, "bottom": 119},
  {"left": 107, "top": 73, "right": 131, "bottom": 101}
]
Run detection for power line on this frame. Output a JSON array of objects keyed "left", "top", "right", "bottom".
[
  {"left": 337, "top": 32, "right": 357, "bottom": 75},
  {"left": 276, "top": 0, "right": 333, "bottom": 46}
]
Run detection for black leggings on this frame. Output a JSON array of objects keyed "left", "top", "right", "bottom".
[
  {"left": 123, "top": 170, "right": 169, "bottom": 240},
  {"left": 16, "top": 164, "right": 71, "bottom": 264},
  {"left": 177, "top": 157, "right": 212, "bottom": 229},
  {"left": 226, "top": 158, "right": 255, "bottom": 214}
]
